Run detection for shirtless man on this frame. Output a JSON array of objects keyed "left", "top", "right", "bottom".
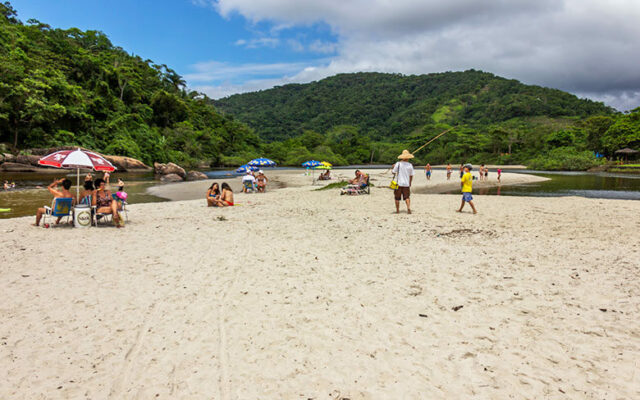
[
  {"left": 348, "top": 170, "right": 362, "bottom": 185},
  {"left": 446, "top": 163, "right": 452, "bottom": 180},
  {"left": 34, "top": 178, "right": 76, "bottom": 226},
  {"left": 425, "top": 163, "right": 432, "bottom": 181}
]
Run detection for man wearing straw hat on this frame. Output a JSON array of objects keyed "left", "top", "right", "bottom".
[{"left": 392, "top": 150, "right": 415, "bottom": 214}]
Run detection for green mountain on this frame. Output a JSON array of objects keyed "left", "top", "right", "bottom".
[
  {"left": 214, "top": 71, "right": 639, "bottom": 169},
  {"left": 0, "top": 2, "right": 259, "bottom": 167},
  {"left": 214, "top": 71, "right": 613, "bottom": 142}
]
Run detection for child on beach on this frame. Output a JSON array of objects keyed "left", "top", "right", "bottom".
[
  {"left": 425, "top": 163, "right": 432, "bottom": 181},
  {"left": 457, "top": 164, "right": 477, "bottom": 214},
  {"left": 446, "top": 164, "right": 452, "bottom": 180},
  {"left": 497, "top": 168, "right": 502, "bottom": 182}
]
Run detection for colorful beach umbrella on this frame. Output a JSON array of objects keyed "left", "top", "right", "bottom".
[
  {"left": 38, "top": 148, "right": 117, "bottom": 199},
  {"left": 320, "top": 161, "right": 332, "bottom": 167},
  {"left": 236, "top": 164, "right": 259, "bottom": 173},
  {"left": 302, "top": 160, "right": 322, "bottom": 168},
  {"left": 315, "top": 165, "right": 332, "bottom": 170},
  {"left": 248, "top": 158, "right": 276, "bottom": 167}
]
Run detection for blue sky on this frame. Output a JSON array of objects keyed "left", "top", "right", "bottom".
[
  {"left": 10, "top": 0, "right": 337, "bottom": 96},
  {"left": 8, "top": 0, "right": 640, "bottom": 110}
]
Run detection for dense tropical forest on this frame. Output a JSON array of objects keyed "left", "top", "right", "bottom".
[
  {"left": 216, "top": 72, "right": 639, "bottom": 169},
  {"left": 0, "top": 1, "right": 260, "bottom": 167},
  {"left": 1, "top": 1, "right": 639, "bottom": 170}
]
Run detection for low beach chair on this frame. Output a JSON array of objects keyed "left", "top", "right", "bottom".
[
  {"left": 43, "top": 197, "right": 73, "bottom": 227},
  {"left": 243, "top": 180, "right": 255, "bottom": 193},
  {"left": 340, "top": 175, "right": 370, "bottom": 195}
]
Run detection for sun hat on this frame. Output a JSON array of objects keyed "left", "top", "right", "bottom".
[
  {"left": 397, "top": 149, "right": 414, "bottom": 160},
  {"left": 464, "top": 163, "right": 473, "bottom": 170}
]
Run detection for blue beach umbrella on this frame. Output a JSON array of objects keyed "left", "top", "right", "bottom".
[
  {"left": 301, "top": 160, "right": 322, "bottom": 168},
  {"left": 236, "top": 164, "right": 259, "bottom": 173},
  {"left": 248, "top": 157, "right": 276, "bottom": 167}
]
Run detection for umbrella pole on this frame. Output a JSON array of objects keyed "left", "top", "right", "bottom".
[{"left": 76, "top": 168, "right": 80, "bottom": 201}]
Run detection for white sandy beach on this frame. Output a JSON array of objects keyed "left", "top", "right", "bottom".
[{"left": 1, "top": 171, "right": 639, "bottom": 399}]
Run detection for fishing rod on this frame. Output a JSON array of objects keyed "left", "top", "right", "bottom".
[{"left": 383, "top": 126, "right": 457, "bottom": 174}]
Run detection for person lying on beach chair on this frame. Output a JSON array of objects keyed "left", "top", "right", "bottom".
[
  {"left": 34, "top": 178, "right": 76, "bottom": 227},
  {"left": 340, "top": 172, "right": 370, "bottom": 195}
]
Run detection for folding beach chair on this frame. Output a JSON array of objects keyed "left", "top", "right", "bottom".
[
  {"left": 340, "top": 174, "right": 370, "bottom": 195},
  {"left": 243, "top": 180, "right": 255, "bottom": 193},
  {"left": 43, "top": 197, "right": 73, "bottom": 227}
]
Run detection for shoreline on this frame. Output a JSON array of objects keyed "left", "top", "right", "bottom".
[{"left": 147, "top": 168, "right": 549, "bottom": 201}]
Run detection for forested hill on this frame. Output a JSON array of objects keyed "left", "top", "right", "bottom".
[
  {"left": 0, "top": 2, "right": 259, "bottom": 167},
  {"left": 214, "top": 71, "right": 614, "bottom": 142}
]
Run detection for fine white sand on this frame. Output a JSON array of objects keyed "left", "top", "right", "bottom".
[{"left": 1, "top": 173, "right": 639, "bottom": 399}]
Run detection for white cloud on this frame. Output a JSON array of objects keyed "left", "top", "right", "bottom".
[
  {"left": 191, "top": 0, "right": 640, "bottom": 109},
  {"left": 184, "top": 60, "right": 313, "bottom": 83}
]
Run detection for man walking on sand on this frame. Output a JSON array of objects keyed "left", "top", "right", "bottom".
[
  {"left": 457, "top": 164, "right": 477, "bottom": 214},
  {"left": 393, "top": 150, "right": 415, "bottom": 214}
]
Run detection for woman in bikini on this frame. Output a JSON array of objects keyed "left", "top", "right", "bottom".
[
  {"left": 219, "top": 182, "right": 234, "bottom": 206},
  {"left": 256, "top": 172, "right": 268, "bottom": 192},
  {"left": 207, "top": 182, "right": 221, "bottom": 207},
  {"left": 94, "top": 178, "right": 123, "bottom": 227}
]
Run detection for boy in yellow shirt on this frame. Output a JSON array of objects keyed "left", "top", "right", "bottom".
[{"left": 457, "top": 164, "right": 477, "bottom": 214}]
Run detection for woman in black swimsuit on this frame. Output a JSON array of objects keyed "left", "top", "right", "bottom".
[{"left": 94, "top": 178, "right": 122, "bottom": 227}]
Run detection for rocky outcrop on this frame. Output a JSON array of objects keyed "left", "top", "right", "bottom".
[
  {"left": 104, "top": 155, "right": 151, "bottom": 172},
  {"left": 187, "top": 171, "right": 208, "bottom": 181},
  {"left": 1, "top": 162, "right": 38, "bottom": 172},
  {"left": 154, "top": 162, "right": 187, "bottom": 179},
  {"left": 15, "top": 154, "right": 42, "bottom": 167},
  {"left": 160, "top": 173, "right": 184, "bottom": 182},
  {"left": 0, "top": 147, "right": 150, "bottom": 173}
]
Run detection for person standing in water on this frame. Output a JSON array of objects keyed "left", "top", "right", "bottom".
[{"left": 457, "top": 164, "right": 477, "bottom": 214}]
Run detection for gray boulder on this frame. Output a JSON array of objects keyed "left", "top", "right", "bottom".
[
  {"left": 154, "top": 162, "right": 186, "bottom": 178},
  {"left": 187, "top": 171, "right": 208, "bottom": 181},
  {"left": 160, "top": 173, "right": 184, "bottom": 182}
]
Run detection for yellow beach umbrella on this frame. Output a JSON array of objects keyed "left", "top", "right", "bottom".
[
  {"left": 320, "top": 161, "right": 332, "bottom": 167},
  {"left": 315, "top": 165, "right": 332, "bottom": 170}
]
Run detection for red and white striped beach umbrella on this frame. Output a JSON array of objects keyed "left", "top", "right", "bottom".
[
  {"left": 38, "top": 148, "right": 116, "bottom": 172},
  {"left": 38, "top": 148, "right": 117, "bottom": 199}
]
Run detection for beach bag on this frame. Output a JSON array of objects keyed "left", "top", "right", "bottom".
[{"left": 389, "top": 173, "right": 399, "bottom": 190}]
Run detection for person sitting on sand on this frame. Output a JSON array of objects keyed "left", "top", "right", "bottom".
[
  {"left": 256, "top": 171, "right": 268, "bottom": 192},
  {"left": 94, "top": 178, "right": 123, "bottom": 227},
  {"left": 34, "top": 178, "right": 76, "bottom": 226},
  {"left": 207, "top": 182, "right": 221, "bottom": 207},
  {"left": 219, "top": 182, "right": 234, "bottom": 206},
  {"left": 457, "top": 164, "right": 477, "bottom": 214}
]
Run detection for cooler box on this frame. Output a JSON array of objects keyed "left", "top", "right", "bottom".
[{"left": 73, "top": 204, "right": 92, "bottom": 228}]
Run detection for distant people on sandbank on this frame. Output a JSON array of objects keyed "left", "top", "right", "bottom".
[
  {"left": 424, "top": 163, "right": 432, "bottom": 181},
  {"left": 446, "top": 163, "right": 452, "bottom": 180},
  {"left": 318, "top": 170, "right": 331, "bottom": 180}
]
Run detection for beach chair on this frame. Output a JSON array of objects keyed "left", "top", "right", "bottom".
[
  {"left": 340, "top": 175, "right": 370, "bottom": 195},
  {"left": 43, "top": 197, "right": 73, "bottom": 227},
  {"left": 243, "top": 180, "right": 255, "bottom": 193}
]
